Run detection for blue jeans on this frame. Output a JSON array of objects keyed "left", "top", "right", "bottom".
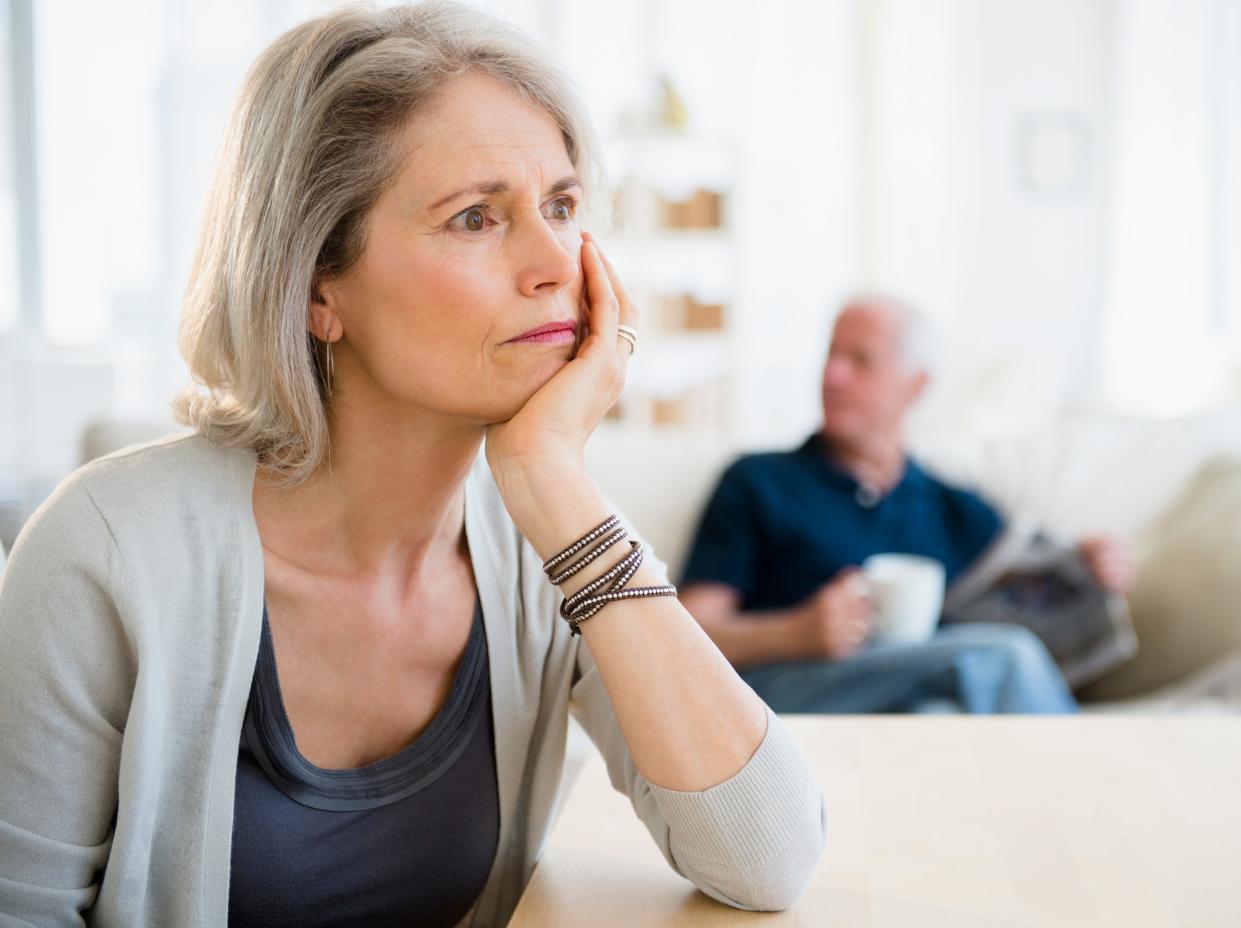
[{"left": 739, "top": 623, "right": 1078, "bottom": 714}]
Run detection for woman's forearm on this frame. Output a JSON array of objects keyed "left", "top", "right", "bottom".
[
  {"left": 494, "top": 460, "right": 767, "bottom": 792},
  {"left": 690, "top": 606, "right": 816, "bottom": 671}
]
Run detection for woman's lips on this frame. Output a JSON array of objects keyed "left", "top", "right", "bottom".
[{"left": 509, "top": 322, "right": 577, "bottom": 345}]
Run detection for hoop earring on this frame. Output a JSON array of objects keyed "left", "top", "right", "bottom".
[{"left": 321, "top": 337, "right": 335, "bottom": 398}]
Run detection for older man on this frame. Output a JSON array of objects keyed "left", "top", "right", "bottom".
[{"left": 679, "top": 295, "right": 1133, "bottom": 714}]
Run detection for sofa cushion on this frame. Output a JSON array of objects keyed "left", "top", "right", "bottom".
[
  {"left": 1081, "top": 455, "right": 1241, "bottom": 700},
  {"left": 584, "top": 425, "right": 737, "bottom": 580},
  {"left": 914, "top": 408, "right": 1241, "bottom": 550}
]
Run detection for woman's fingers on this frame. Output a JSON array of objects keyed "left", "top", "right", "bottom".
[
  {"left": 581, "top": 233, "right": 636, "bottom": 362},
  {"left": 585, "top": 233, "right": 639, "bottom": 329},
  {"left": 580, "top": 235, "right": 634, "bottom": 367},
  {"left": 580, "top": 236, "right": 619, "bottom": 331}
]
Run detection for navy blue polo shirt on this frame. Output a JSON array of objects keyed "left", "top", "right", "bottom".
[{"left": 680, "top": 432, "right": 1004, "bottom": 612}]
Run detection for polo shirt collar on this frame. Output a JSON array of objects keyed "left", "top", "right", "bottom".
[{"left": 797, "top": 431, "right": 928, "bottom": 504}]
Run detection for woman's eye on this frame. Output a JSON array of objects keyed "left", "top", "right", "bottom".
[
  {"left": 546, "top": 198, "right": 577, "bottom": 222},
  {"left": 448, "top": 206, "right": 490, "bottom": 233}
]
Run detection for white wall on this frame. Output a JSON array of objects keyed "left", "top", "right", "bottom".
[
  {"left": 970, "top": 0, "right": 1112, "bottom": 384},
  {"left": 858, "top": 0, "right": 964, "bottom": 328},
  {"left": 862, "top": 0, "right": 1116, "bottom": 441},
  {"left": 1099, "top": 0, "right": 1240, "bottom": 415},
  {"left": 727, "top": 0, "right": 860, "bottom": 449}
]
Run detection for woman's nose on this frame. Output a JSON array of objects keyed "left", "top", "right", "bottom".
[{"left": 514, "top": 214, "right": 578, "bottom": 298}]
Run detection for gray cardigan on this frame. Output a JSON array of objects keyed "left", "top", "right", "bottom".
[{"left": 0, "top": 433, "right": 825, "bottom": 927}]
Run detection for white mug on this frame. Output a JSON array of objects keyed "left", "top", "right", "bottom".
[{"left": 861, "top": 554, "right": 946, "bottom": 645}]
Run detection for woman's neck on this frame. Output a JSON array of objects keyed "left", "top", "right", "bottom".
[{"left": 253, "top": 398, "right": 484, "bottom": 582}]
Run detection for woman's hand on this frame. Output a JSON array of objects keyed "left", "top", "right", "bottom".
[
  {"left": 486, "top": 231, "right": 635, "bottom": 472},
  {"left": 484, "top": 232, "right": 638, "bottom": 555}
]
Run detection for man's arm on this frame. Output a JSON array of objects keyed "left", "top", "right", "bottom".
[
  {"left": 679, "top": 583, "right": 813, "bottom": 669},
  {"left": 681, "top": 574, "right": 873, "bottom": 671},
  {"left": 679, "top": 457, "right": 873, "bottom": 670}
]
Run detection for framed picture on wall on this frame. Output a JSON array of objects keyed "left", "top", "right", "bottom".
[{"left": 1016, "top": 112, "right": 1091, "bottom": 197}]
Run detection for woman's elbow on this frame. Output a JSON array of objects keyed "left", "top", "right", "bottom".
[{"left": 697, "top": 797, "right": 827, "bottom": 912}]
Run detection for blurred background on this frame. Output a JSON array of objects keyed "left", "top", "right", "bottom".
[{"left": 1, "top": 0, "right": 1239, "bottom": 570}]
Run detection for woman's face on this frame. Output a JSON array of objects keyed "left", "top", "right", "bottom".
[{"left": 321, "top": 70, "right": 585, "bottom": 424}]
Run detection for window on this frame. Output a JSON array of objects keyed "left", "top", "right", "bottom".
[
  {"left": 1100, "top": 0, "right": 1241, "bottom": 414},
  {"left": 0, "top": 0, "right": 22, "bottom": 333},
  {"left": 30, "top": 0, "right": 163, "bottom": 344}
]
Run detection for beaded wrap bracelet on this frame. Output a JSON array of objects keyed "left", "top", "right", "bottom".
[{"left": 542, "top": 515, "right": 678, "bottom": 636}]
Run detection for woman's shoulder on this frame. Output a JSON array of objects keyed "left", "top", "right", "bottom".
[
  {"left": 16, "top": 431, "right": 257, "bottom": 561},
  {"left": 77, "top": 429, "right": 254, "bottom": 499},
  {"left": 80, "top": 428, "right": 246, "bottom": 476}
]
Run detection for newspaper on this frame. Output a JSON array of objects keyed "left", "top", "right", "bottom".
[{"left": 941, "top": 513, "right": 1139, "bottom": 689}]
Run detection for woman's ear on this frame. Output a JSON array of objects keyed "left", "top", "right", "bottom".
[{"left": 308, "top": 281, "right": 343, "bottom": 343}]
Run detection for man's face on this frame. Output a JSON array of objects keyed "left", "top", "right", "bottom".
[{"left": 820, "top": 304, "right": 925, "bottom": 446}]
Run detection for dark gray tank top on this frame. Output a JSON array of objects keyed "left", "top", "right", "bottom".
[{"left": 228, "top": 598, "right": 499, "bottom": 927}]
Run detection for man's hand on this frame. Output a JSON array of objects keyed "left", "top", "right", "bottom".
[
  {"left": 795, "top": 569, "right": 875, "bottom": 661},
  {"left": 1078, "top": 535, "right": 1136, "bottom": 594}
]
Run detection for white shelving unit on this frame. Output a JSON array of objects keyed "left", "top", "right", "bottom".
[{"left": 602, "top": 131, "right": 739, "bottom": 431}]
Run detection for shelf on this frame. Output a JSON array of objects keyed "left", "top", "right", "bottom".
[
  {"left": 597, "top": 132, "right": 740, "bottom": 434},
  {"left": 626, "top": 335, "right": 730, "bottom": 399},
  {"left": 604, "top": 133, "right": 736, "bottom": 197},
  {"left": 603, "top": 240, "right": 734, "bottom": 300}
]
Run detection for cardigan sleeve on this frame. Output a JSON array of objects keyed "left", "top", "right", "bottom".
[
  {"left": 0, "top": 474, "right": 135, "bottom": 925},
  {"left": 567, "top": 520, "right": 826, "bottom": 912}
]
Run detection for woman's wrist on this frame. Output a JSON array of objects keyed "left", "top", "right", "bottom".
[{"left": 490, "top": 455, "right": 612, "bottom": 565}]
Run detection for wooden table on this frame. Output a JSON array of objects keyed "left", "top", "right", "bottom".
[{"left": 509, "top": 717, "right": 1241, "bottom": 927}]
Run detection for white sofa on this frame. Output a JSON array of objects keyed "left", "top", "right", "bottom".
[{"left": 584, "top": 408, "right": 1241, "bottom": 711}]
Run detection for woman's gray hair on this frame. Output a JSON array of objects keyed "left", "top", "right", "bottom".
[{"left": 173, "top": 0, "right": 602, "bottom": 485}]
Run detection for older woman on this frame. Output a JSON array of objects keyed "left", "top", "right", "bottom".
[{"left": 0, "top": 3, "right": 824, "bottom": 926}]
